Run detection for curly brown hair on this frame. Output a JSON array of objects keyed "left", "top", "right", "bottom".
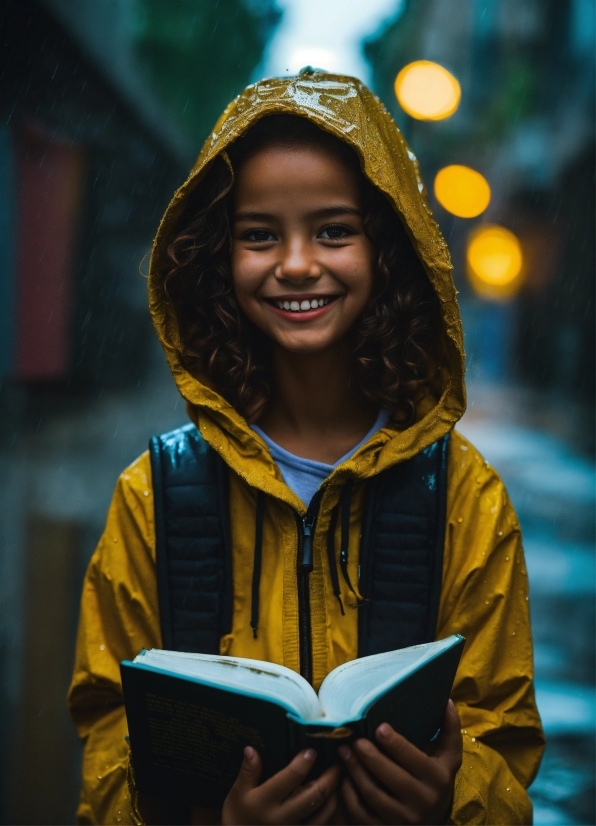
[{"left": 163, "top": 115, "right": 444, "bottom": 424}]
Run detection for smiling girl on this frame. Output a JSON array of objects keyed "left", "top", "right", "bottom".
[{"left": 69, "top": 73, "right": 544, "bottom": 825}]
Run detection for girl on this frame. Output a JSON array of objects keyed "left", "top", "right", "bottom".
[{"left": 68, "top": 71, "right": 544, "bottom": 825}]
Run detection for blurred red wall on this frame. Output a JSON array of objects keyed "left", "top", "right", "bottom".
[{"left": 15, "top": 121, "right": 83, "bottom": 380}]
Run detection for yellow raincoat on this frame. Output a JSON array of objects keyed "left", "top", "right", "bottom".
[{"left": 68, "top": 73, "right": 544, "bottom": 825}]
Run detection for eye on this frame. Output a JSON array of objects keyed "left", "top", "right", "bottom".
[
  {"left": 243, "top": 229, "right": 276, "bottom": 243},
  {"left": 319, "top": 224, "right": 355, "bottom": 240}
]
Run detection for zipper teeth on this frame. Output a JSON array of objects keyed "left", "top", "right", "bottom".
[
  {"left": 298, "top": 573, "right": 311, "bottom": 684},
  {"left": 297, "top": 500, "right": 320, "bottom": 685}
]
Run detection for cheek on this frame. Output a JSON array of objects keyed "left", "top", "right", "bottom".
[
  {"left": 335, "top": 247, "right": 375, "bottom": 299},
  {"left": 231, "top": 248, "right": 262, "bottom": 304}
]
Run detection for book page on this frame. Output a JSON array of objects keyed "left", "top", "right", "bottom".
[
  {"left": 317, "top": 637, "right": 461, "bottom": 722},
  {"left": 135, "top": 650, "right": 323, "bottom": 722}
]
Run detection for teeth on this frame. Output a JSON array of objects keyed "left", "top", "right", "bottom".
[{"left": 275, "top": 298, "right": 331, "bottom": 312}]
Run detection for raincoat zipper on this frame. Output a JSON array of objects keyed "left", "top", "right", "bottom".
[{"left": 296, "top": 493, "right": 321, "bottom": 684}]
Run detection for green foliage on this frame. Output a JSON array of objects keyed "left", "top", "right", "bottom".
[
  {"left": 131, "top": 0, "right": 280, "bottom": 149},
  {"left": 479, "top": 58, "right": 539, "bottom": 140}
]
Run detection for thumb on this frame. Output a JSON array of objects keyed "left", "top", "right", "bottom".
[
  {"left": 435, "top": 700, "right": 462, "bottom": 767},
  {"left": 231, "top": 746, "right": 263, "bottom": 794}
]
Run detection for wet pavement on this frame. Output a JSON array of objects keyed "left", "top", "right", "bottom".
[{"left": 459, "top": 384, "right": 595, "bottom": 826}]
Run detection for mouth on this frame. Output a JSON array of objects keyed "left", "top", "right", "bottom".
[{"left": 264, "top": 295, "right": 340, "bottom": 320}]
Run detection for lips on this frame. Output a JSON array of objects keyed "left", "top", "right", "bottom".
[{"left": 264, "top": 294, "right": 340, "bottom": 321}]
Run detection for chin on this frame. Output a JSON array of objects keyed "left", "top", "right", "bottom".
[{"left": 275, "top": 335, "right": 341, "bottom": 355}]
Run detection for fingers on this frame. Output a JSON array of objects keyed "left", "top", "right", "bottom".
[
  {"left": 229, "top": 745, "right": 263, "bottom": 794},
  {"left": 305, "top": 790, "right": 338, "bottom": 825},
  {"left": 337, "top": 708, "right": 462, "bottom": 826},
  {"left": 352, "top": 737, "right": 423, "bottom": 804},
  {"left": 341, "top": 777, "right": 379, "bottom": 825},
  {"left": 224, "top": 749, "right": 338, "bottom": 825},
  {"left": 339, "top": 744, "right": 410, "bottom": 823},
  {"left": 285, "top": 764, "right": 342, "bottom": 822},
  {"left": 434, "top": 700, "right": 463, "bottom": 772},
  {"left": 259, "top": 748, "right": 318, "bottom": 801},
  {"left": 372, "top": 700, "right": 463, "bottom": 781},
  {"left": 373, "top": 724, "right": 431, "bottom": 780}
]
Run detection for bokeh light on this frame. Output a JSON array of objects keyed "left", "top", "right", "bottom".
[
  {"left": 466, "top": 225, "right": 524, "bottom": 300},
  {"left": 434, "top": 164, "right": 491, "bottom": 218},
  {"left": 394, "top": 60, "right": 461, "bottom": 120}
]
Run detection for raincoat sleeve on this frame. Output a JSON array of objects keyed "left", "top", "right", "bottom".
[
  {"left": 439, "top": 432, "right": 545, "bottom": 825},
  {"left": 68, "top": 452, "right": 166, "bottom": 825}
]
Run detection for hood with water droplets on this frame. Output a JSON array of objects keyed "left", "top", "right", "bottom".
[{"left": 148, "top": 71, "right": 466, "bottom": 489}]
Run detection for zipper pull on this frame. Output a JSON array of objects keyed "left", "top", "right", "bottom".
[{"left": 301, "top": 518, "right": 314, "bottom": 573}]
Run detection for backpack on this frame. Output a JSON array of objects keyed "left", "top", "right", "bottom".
[{"left": 150, "top": 424, "right": 448, "bottom": 681}]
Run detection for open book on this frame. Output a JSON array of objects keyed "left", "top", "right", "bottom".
[{"left": 122, "top": 635, "right": 464, "bottom": 808}]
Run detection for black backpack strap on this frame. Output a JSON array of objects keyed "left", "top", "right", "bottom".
[
  {"left": 150, "top": 425, "right": 449, "bottom": 658},
  {"left": 357, "top": 434, "right": 449, "bottom": 657},
  {"left": 149, "top": 424, "right": 232, "bottom": 654}
]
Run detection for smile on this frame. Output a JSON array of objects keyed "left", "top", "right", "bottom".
[
  {"left": 272, "top": 297, "right": 332, "bottom": 312},
  {"left": 264, "top": 295, "right": 340, "bottom": 321}
]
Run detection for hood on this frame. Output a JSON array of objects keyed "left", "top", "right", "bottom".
[{"left": 148, "top": 71, "right": 466, "bottom": 509}]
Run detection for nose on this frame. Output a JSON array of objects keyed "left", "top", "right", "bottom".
[{"left": 276, "top": 237, "right": 321, "bottom": 283}]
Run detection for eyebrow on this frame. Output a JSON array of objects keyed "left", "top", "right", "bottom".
[{"left": 234, "top": 205, "right": 362, "bottom": 222}]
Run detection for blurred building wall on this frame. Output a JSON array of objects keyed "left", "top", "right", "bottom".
[
  {"left": 0, "top": 5, "right": 182, "bottom": 822},
  {"left": 0, "top": 1, "right": 279, "bottom": 822},
  {"left": 365, "top": 0, "right": 595, "bottom": 452}
]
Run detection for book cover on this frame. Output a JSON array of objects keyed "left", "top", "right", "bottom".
[{"left": 121, "top": 636, "right": 464, "bottom": 808}]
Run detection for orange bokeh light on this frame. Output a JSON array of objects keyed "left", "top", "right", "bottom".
[
  {"left": 466, "top": 225, "right": 524, "bottom": 300},
  {"left": 434, "top": 165, "right": 491, "bottom": 218},
  {"left": 394, "top": 61, "right": 461, "bottom": 121}
]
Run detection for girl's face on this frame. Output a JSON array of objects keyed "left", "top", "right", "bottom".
[{"left": 231, "top": 143, "right": 375, "bottom": 355}]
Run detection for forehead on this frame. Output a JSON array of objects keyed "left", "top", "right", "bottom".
[{"left": 232, "top": 143, "right": 361, "bottom": 207}]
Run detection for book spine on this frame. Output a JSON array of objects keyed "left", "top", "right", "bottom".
[{"left": 296, "top": 720, "right": 367, "bottom": 775}]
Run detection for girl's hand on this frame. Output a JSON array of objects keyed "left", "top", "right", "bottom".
[
  {"left": 338, "top": 700, "right": 462, "bottom": 825},
  {"left": 222, "top": 745, "right": 341, "bottom": 825}
]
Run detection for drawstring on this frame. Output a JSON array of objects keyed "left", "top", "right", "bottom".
[
  {"left": 252, "top": 480, "right": 360, "bottom": 637},
  {"left": 339, "top": 479, "right": 361, "bottom": 601},
  {"left": 250, "top": 490, "right": 265, "bottom": 639},
  {"left": 326, "top": 505, "right": 345, "bottom": 615},
  {"left": 326, "top": 479, "right": 364, "bottom": 611}
]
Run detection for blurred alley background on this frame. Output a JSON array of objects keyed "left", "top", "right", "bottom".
[{"left": 0, "top": 1, "right": 594, "bottom": 823}]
